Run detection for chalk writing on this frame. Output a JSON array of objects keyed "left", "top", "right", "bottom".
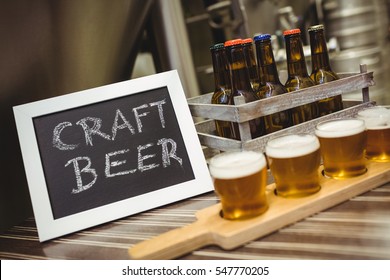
[
  {"left": 33, "top": 86, "right": 194, "bottom": 219},
  {"left": 65, "top": 138, "right": 184, "bottom": 193},
  {"left": 52, "top": 122, "right": 79, "bottom": 151},
  {"left": 111, "top": 109, "right": 135, "bottom": 141},
  {"left": 52, "top": 99, "right": 168, "bottom": 150},
  {"left": 64, "top": 156, "right": 98, "bottom": 194}
]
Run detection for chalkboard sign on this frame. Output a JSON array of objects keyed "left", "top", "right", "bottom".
[{"left": 14, "top": 70, "right": 213, "bottom": 242}]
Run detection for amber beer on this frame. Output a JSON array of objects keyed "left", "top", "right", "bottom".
[
  {"left": 315, "top": 119, "right": 367, "bottom": 179},
  {"left": 265, "top": 134, "right": 321, "bottom": 198},
  {"left": 357, "top": 106, "right": 390, "bottom": 162},
  {"left": 209, "top": 151, "right": 268, "bottom": 220}
]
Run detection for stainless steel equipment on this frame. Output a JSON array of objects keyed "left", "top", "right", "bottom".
[
  {"left": 323, "top": 0, "right": 388, "bottom": 49},
  {"left": 323, "top": 0, "right": 390, "bottom": 104}
]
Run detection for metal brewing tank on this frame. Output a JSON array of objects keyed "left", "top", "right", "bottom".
[{"left": 323, "top": 0, "right": 390, "bottom": 104}]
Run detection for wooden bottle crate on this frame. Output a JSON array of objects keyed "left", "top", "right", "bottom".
[{"left": 187, "top": 65, "right": 376, "bottom": 153}]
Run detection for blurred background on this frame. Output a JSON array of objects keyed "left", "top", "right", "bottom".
[{"left": 1, "top": 0, "right": 389, "bottom": 233}]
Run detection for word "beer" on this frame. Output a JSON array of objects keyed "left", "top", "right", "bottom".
[{"left": 51, "top": 98, "right": 183, "bottom": 194}]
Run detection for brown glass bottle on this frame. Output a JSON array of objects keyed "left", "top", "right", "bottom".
[
  {"left": 254, "top": 34, "right": 293, "bottom": 133},
  {"left": 284, "top": 29, "right": 319, "bottom": 125},
  {"left": 242, "top": 38, "right": 260, "bottom": 92},
  {"left": 210, "top": 43, "right": 233, "bottom": 138},
  {"left": 309, "top": 24, "right": 343, "bottom": 116},
  {"left": 224, "top": 39, "right": 266, "bottom": 139}
]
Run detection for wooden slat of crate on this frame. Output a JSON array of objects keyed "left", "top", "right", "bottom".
[
  {"left": 195, "top": 102, "right": 376, "bottom": 152},
  {"left": 187, "top": 72, "right": 374, "bottom": 122}
]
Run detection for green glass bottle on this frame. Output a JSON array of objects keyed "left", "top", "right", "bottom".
[
  {"left": 309, "top": 24, "right": 343, "bottom": 115},
  {"left": 225, "top": 39, "right": 266, "bottom": 139},
  {"left": 210, "top": 43, "right": 233, "bottom": 138},
  {"left": 242, "top": 38, "right": 260, "bottom": 92},
  {"left": 284, "top": 28, "right": 319, "bottom": 125},
  {"left": 254, "top": 34, "right": 293, "bottom": 133}
]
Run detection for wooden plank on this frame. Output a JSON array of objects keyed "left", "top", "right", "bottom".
[
  {"left": 187, "top": 92, "right": 213, "bottom": 104},
  {"left": 189, "top": 103, "right": 239, "bottom": 122},
  {"left": 198, "top": 132, "right": 242, "bottom": 152},
  {"left": 194, "top": 121, "right": 239, "bottom": 152},
  {"left": 128, "top": 161, "right": 390, "bottom": 260},
  {"left": 195, "top": 102, "right": 375, "bottom": 152},
  {"left": 243, "top": 102, "right": 376, "bottom": 152},
  {"left": 236, "top": 72, "right": 374, "bottom": 122},
  {"left": 187, "top": 72, "right": 374, "bottom": 122},
  {"left": 194, "top": 118, "right": 216, "bottom": 134},
  {"left": 360, "top": 64, "right": 370, "bottom": 103},
  {"left": 337, "top": 72, "right": 360, "bottom": 79},
  {"left": 235, "top": 96, "right": 253, "bottom": 141},
  {"left": 194, "top": 120, "right": 243, "bottom": 152}
]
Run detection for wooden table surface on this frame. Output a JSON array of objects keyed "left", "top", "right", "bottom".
[{"left": 1, "top": 179, "right": 390, "bottom": 260}]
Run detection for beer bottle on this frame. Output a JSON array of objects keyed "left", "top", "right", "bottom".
[
  {"left": 308, "top": 24, "right": 343, "bottom": 115},
  {"left": 284, "top": 28, "right": 319, "bottom": 125},
  {"left": 224, "top": 39, "right": 266, "bottom": 139},
  {"left": 242, "top": 38, "right": 260, "bottom": 92},
  {"left": 254, "top": 34, "right": 293, "bottom": 133},
  {"left": 209, "top": 43, "right": 233, "bottom": 138}
]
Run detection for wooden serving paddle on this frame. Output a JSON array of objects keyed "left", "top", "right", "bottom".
[{"left": 128, "top": 161, "right": 390, "bottom": 260}]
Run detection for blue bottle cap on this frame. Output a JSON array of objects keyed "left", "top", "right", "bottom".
[{"left": 253, "top": 34, "right": 271, "bottom": 42}]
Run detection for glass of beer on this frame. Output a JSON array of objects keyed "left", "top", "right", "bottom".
[
  {"left": 208, "top": 151, "right": 268, "bottom": 220},
  {"left": 315, "top": 118, "right": 367, "bottom": 179},
  {"left": 357, "top": 106, "right": 390, "bottom": 162},
  {"left": 265, "top": 134, "right": 321, "bottom": 198}
]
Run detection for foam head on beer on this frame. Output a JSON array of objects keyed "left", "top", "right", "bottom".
[
  {"left": 209, "top": 151, "right": 268, "bottom": 220},
  {"left": 357, "top": 106, "right": 390, "bottom": 162},
  {"left": 265, "top": 134, "right": 320, "bottom": 159},
  {"left": 315, "top": 118, "right": 366, "bottom": 138},
  {"left": 265, "top": 134, "right": 321, "bottom": 198},
  {"left": 209, "top": 151, "right": 266, "bottom": 179},
  {"left": 315, "top": 118, "right": 367, "bottom": 178},
  {"left": 357, "top": 106, "right": 390, "bottom": 128}
]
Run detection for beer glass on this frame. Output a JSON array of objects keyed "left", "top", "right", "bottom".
[
  {"left": 357, "top": 106, "right": 390, "bottom": 162},
  {"left": 265, "top": 134, "right": 321, "bottom": 198},
  {"left": 315, "top": 118, "right": 367, "bottom": 179},
  {"left": 209, "top": 151, "right": 268, "bottom": 220}
]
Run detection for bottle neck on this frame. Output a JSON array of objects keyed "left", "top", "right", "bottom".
[
  {"left": 211, "top": 49, "right": 231, "bottom": 91},
  {"left": 309, "top": 30, "right": 332, "bottom": 71},
  {"left": 227, "top": 45, "right": 254, "bottom": 93},
  {"left": 256, "top": 40, "right": 281, "bottom": 84},
  {"left": 242, "top": 43, "right": 259, "bottom": 88},
  {"left": 285, "top": 35, "right": 309, "bottom": 77}
]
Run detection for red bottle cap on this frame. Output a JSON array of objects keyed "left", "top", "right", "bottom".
[
  {"left": 224, "top": 39, "right": 243, "bottom": 47},
  {"left": 283, "top": 29, "right": 301, "bottom": 36},
  {"left": 242, "top": 38, "right": 253, "bottom": 44}
]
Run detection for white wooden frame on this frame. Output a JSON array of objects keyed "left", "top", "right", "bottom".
[{"left": 13, "top": 70, "right": 213, "bottom": 242}]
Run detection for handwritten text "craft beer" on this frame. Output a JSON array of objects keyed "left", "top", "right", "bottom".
[{"left": 51, "top": 99, "right": 183, "bottom": 194}]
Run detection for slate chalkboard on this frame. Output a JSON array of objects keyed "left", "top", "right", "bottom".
[
  {"left": 33, "top": 87, "right": 195, "bottom": 219},
  {"left": 14, "top": 70, "right": 213, "bottom": 241}
]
